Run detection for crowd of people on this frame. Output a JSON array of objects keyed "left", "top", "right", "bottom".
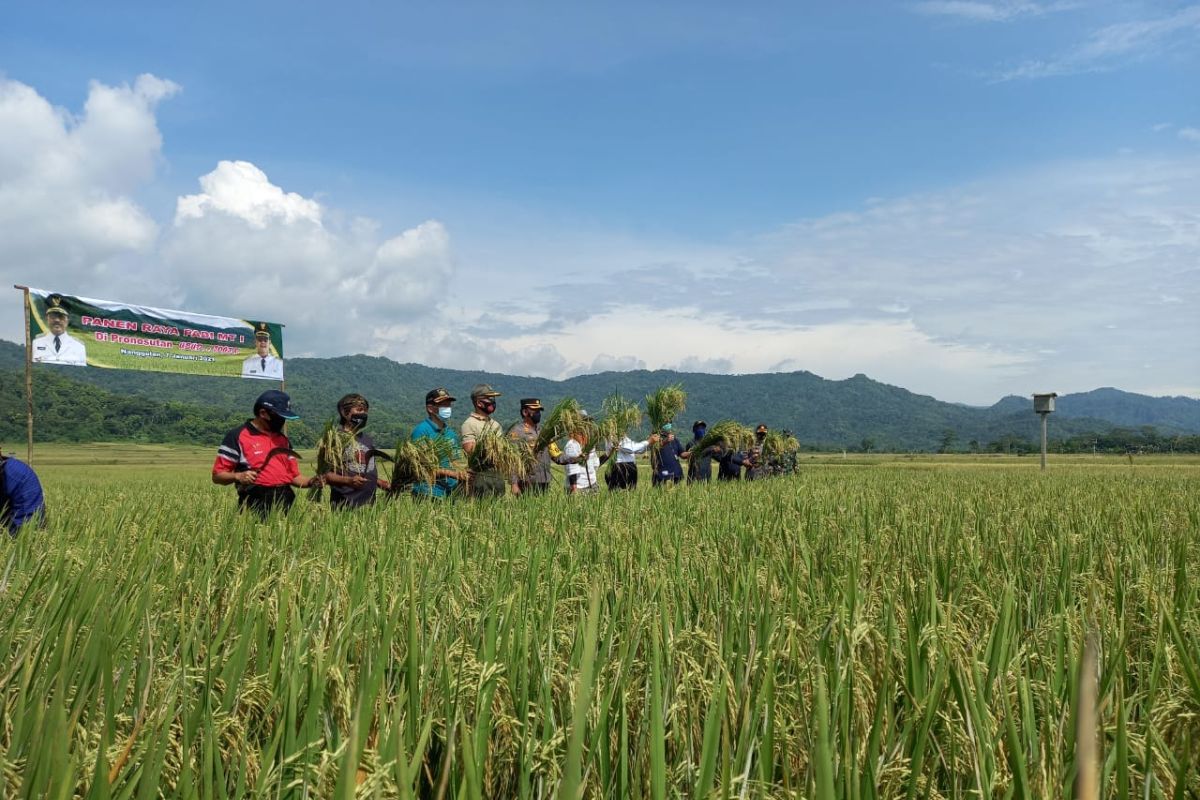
[{"left": 210, "top": 385, "right": 798, "bottom": 517}]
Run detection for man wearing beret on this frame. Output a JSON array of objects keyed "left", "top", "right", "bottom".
[{"left": 507, "top": 398, "right": 552, "bottom": 495}]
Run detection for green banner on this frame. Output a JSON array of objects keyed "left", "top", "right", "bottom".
[{"left": 26, "top": 288, "right": 285, "bottom": 380}]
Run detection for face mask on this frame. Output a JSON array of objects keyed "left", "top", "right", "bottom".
[
  {"left": 756, "top": 433, "right": 766, "bottom": 442},
  {"left": 530, "top": 410, "right": 542, "bottom": 425},
  {"left": 481, "top": 401, "right": 496, "bottom": 415},
  {"left": 266, "top": 413, "right": 286, "bottom": 433},
  {"left": 695, "top": 427, "right": 707, "bottom": 438},
  {"left": 437, "top": 406, "right": 453, "bottom": 420},
  {"left": 349, "top": 413, "right": 368, "bottom": 429}
]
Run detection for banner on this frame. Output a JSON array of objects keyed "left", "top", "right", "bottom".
[{"left": 26, "top": 288, "right": 285, "bottom": 380}]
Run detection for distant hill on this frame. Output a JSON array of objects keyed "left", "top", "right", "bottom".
[{"left": 2, "top": 340, "right": 1197, "bottom": 451}]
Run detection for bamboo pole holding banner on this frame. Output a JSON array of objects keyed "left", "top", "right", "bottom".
[{"left": 13, "top": 285, "right": 33, "bottom": 464}]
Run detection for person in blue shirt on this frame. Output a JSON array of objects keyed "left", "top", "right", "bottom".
[
  {"left": 1, "top": 449, "right": 47, "bottom": 535},
  {"left": 410, "top": 387, "right": 468, "bottom": 499},
  {"left": 649, "top": 423, "right": 686, "bottom": 486}
]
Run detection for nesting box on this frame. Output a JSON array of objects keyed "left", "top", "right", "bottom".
[{"left": 1033, "top": 392, "right": 1057, "bottom": 413}]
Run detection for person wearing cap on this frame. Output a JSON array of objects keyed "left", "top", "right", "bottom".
[
  {"left": 685, "top": 420, "right": 719, "bottom": 483},
  {"left": 31, "top": 295, "right": 87, "bottom": 366},
  {"left": 241, "top": 323, "right": 284, "bottom": 380},
  {"left": 410, "top": 388, "right": 469, "bottom": 499},
  {"left": 461, "top": 384, "right": 506, "bottom": 498},
  {"left": 319, "top": 393, "right": 391, "bottom": 509},
  {"left": 745, "top": 424, "right": 770, "bottom": 481},
  {"left": 212, "top": 390, "right": 321, "bottom": 517},
  {"left": 608, "top": 430, "right": 652, "bottom": 491},
  {"left": 507, "top": 398, "right": 552, "bottom": 495},
  {"left": 1, "top": 446, "right": 47, "bottom": 535},
  {"left": 649, "top": 423, "right": 686, "bottom": 486}
]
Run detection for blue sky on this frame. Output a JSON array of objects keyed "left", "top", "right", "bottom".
[{"left": 1, "top": 1, "right": 1197, "bottom": 403}]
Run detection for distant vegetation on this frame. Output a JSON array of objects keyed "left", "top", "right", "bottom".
[{"left": 2, "top": 340, "right": 1198, "bottom": 452}]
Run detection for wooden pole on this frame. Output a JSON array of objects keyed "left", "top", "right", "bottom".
[
  {"left": 14, "top": 285, "right": 33, "bottom": 464},
  {"left": 1040, "top": 412, "right": 1048, "bottom": 471}
]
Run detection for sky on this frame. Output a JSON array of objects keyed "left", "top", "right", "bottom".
[{"left": 1, "top": 0, "right": 1197, "bottom": 404}]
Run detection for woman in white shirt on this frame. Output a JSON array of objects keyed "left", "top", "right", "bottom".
[{"left": 559, "top": 432, "right": 605, "bottom": 493}]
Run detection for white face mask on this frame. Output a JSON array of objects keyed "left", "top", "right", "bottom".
[{"left": 437, "top": 406, "right": 453, "bottom": 420}]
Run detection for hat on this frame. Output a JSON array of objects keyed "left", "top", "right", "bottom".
[
  {"left": 254, "top": 322, "right": 271, "bottom": 340},
  {"left": 661, "top": 422, "right": 673, "bottom": 432},
  {"left": 46, "top": 294, "right": 68, "bottom": 317},
  {"left": 692, "top": 420, "right": 708, "bottom": 428},
  {"left": 255, "top": 389, "right": 300, "bottom": 420},
  {"left": 470, "top": 383, "right": 502, "bottom": 399},
  {"left": 425, "top": 387, "right": 456, "bottom": 404},
  {"left": 755, "top": 424, "right": 768, "bottom": 434},
  {"left": 520, "top": 398, "right": 544, "bottom": 410}
]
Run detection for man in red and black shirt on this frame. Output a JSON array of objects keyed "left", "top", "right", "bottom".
[{"left": 212, "top": 390, "right": 321, "bottom": 517}]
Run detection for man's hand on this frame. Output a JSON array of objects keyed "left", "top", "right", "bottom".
[
  {"left": 377, "top": 479, "right": 392, "bottom": 492},
  {"left": 348, "top": 475, "right": 368, "bottom": 489},
  {"left": 511, "top": 482, "right": 522, "bottom": 496},
  {"left": 235, "top": 470, "right": 259, "bottom": 486}
]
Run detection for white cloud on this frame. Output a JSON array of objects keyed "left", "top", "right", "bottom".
[
  {"left": 175, "top": 160, "right": 321, "bottom": 228},
  {"left": 1180, "top": 127, "right": 1200, "bottom": 143},
  {"left": 162, "top": 160, "right": 453, "bottom": 353},
  {"left": 0, "top": 74, "right": 177, "bottom": 288},
  {"left": 995, "top": 5, "right": 1200, "bottom": 80}
]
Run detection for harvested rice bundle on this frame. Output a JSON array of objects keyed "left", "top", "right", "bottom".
[
  {"left": 762, "top": 430, "right": 800, "bottom": 461},
  {"left": 594, "top": 393, "right": 642, "bottom": 448},
  {"left": 308, "top": 421, "right": 356, "bottom": 501},
  {"left": 645, "top": 384, "right": 687, "bottom": 432},
  {"left": 691, "top": 420, "right": 756, "bottom": 455},
  {"left": 390, "top": 437, "right": 452, "bottom": 492},
  {"left": 535, "top": 397, "right": 594, "bottom": 452},
  {"left": 469, "top": 428, "right": 533, "bottom": 481}
]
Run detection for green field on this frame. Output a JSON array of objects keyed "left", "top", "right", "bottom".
[{"left": 2, "top": 446, "right": 1198, "bottom": 798}]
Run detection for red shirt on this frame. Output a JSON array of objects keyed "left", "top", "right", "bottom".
[{"left": 213, "top": 421, "right": 300, "bottom": 487}]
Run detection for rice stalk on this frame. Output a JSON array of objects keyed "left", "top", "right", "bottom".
[
  {"left": 468, "top": 428, "right": 533, "bottom": 481},
  {"left": 645, "top": 385, "right": 687, "bottom": 432}
]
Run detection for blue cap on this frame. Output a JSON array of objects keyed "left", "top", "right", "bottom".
[
  {"left": 254, "top": 390, "right": 300, "bottom": 420},
  {"left": 662, "top": 422, "right": 674, "bottom": 432}
]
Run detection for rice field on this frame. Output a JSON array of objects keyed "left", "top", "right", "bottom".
[{"left": 1, "top": 446, "right": 1198, "bottom": 798}]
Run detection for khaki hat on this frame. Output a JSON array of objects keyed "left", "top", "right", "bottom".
[{"left": 471, "top": 383, "right": 502, "bottom": 399}]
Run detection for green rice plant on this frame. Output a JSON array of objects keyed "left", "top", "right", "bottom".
[
  {"left": 644, "top": 384, "right": 686, "bottom": 432},
  {"left": 308, "top": 421, "right": 356, "bottom": 501},
  {"left": 2, "top": 446, "right": 1199, "bottom": 799},
  {"left": 761, "top": 430, "right": 799, "bottom": 461}
]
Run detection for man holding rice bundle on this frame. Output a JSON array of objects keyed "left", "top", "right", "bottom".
[
  {"left": 461, "top": 383, "right": 507, "bottom": 498},
  {"left": 650, "top": 423, "right": 686, "bottom": 486},
  {"left": 507, "top": 398, "right": 553, "bottom": 495},
  {"left": 318, "top": 393, "right": 391, "bottom": 509},
  {"left": 685, "top": 420, "right": 719, "bottom": 483},
  {"left": 410, "top": 387, "right": 468, "bottom": 500}
]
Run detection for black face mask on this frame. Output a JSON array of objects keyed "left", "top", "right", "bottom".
[
  {"left": 529, "top": 410, "right": 542, "bottom": 425},
  {"left": 481, "top": 401, "right": 496, "bottom": 415},
  {"left": 265, "top": 413, "right": 287, "bottom": 433},
  {"left": 756, "top": 433, "right": 766, "bottom": 442},
  {"left": 349, "top": 413, "right": 368, "bottom": 429}
]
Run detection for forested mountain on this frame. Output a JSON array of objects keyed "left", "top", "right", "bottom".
[{"left": 2, "top": 340, "right": 1197, "bottom": 451}]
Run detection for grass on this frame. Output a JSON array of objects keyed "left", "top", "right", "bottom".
[{"left": 0, "top": 445, "right": 1198, "bottom": 797}]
